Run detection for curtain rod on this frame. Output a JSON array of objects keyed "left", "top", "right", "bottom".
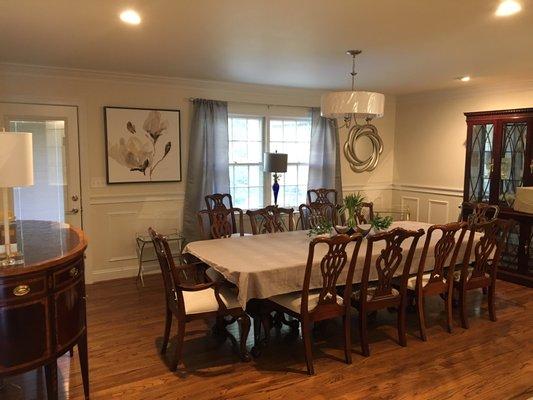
[{"left": 188, "top": 97, "right": 315, "bottom": 110}]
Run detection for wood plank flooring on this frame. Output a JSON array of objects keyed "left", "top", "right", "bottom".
[{"left": 2, "top": 275, "right": 532, "bottom": 400}]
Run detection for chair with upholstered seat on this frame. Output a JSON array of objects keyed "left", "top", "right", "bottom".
[
  {"left": 197, "top": 207, "right": 244, "bottom": 239},
  {"left": 266, "top": 233, "right": 363, "bottom": 375},
  {"left": 453, "top": 219, "right": 513, "bottom": 329},
  {"left": 246, "top": 205, "right": 295, "bottom": 234},
  {"left": 458, "top": 201, "right": 499, "bottom": 227},
  {"left": 205, "top": 193, "right": 237, "bottom": 234},
  {"left": 406, "top": 222, "right": 468, "bottom": 340},
  {"left": 149, "top": 228, "right": 250, "bottom": 371},
  {"left": 352, "top": 227, "right": 424, "bottom": 356},
  {"left": 298, "top": 202, "right": 338, "bottom": 230},
  {"left": 307, "top": 188, "right": 338, "bottom": 205}
]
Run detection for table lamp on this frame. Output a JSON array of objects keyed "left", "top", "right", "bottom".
[
  {"left": 263, "top": 152, "right": 287, "bottom": 206},
  {"left": 0, "top": 131, "right": 34, "bottom": 266}
]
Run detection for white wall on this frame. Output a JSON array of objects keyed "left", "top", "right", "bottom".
[
  {"left": 393, "top": 81, "right": 533, "bottom": 224},
  {"left": 0, "top": 63, "right": 396, "bottom": 283}
]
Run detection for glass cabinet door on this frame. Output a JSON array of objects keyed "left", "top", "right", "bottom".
[
  {"left": 498, "top": 121, "right": 528, "bottom": 208},
  {"left": 468, "top": 123, "right": 494, "bottom": 203}
]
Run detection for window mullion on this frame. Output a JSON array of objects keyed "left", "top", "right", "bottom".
[{"left": 263, "top": 115, "right": 270, "bottom": 207}]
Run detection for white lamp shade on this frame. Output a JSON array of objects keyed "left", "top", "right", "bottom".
[
  {"left": 263, "top": 152, "right": 287, "bottom": 173},
  {"left": 0, "top": 132, "right": 34, "bottom": 187},
  {"left": 320, "top": 91, "right": 385, "bottom": 119}
]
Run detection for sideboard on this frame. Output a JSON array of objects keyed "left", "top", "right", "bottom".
[{"left": 0, "top": 220, "right": 89, "bottom": 399}]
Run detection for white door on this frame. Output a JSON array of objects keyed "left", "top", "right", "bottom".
[{"left": 0, "top": 103, "right": 82, "bottom": 228}]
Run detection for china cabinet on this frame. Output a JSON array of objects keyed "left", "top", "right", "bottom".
[{"left": 463, "top": 108, "right": 533, "bottom": 287}]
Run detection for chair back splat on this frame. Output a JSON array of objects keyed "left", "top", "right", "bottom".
[
  {"left": 197, "top": 207, "right": 244, "bottom": 239},
  {"left": 298, "top": 203, "right": 337, "bottom": 230},
  {"left": 302, "top": 234, "right": 364, "bottom": 315},
  {"left": 205, "top": 193, "right": 237, "bottom": 233},
  {"left": 361, "top": 227, "right": 425, "bottom": 304},
  {"left": 246, "top": 205, "right": 294, "bottom": 234},
  {"left": 307, "top": 188, "right": 338, "bottom": 205}
]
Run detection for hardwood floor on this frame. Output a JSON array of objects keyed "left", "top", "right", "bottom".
[{"left": 3, "top": 275, "right": 532, "bottom": 400}]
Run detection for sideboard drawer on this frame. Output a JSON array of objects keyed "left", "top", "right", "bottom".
[
  {"left": 53, "top": 260, "right": 83, "bottom": 289},
  {"left": 0, "top": 277, "right": 47, "bottom": 303}
]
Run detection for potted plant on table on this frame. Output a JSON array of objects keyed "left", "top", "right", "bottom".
[
  {"left": 368, "top": 214, "right": 393, "bottom": 236},
  {"left": 336, "top": 192, "right": 365, "bottom": 235},
  {"left": 307, "top": 216, "right": 334, "bottom": 238}
]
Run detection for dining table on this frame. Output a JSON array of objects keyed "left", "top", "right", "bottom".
[{"left": 184, "top": 221, "right": 477, "bottom": 308}]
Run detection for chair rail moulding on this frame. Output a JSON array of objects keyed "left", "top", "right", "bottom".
[
  {"left": 89, "top": 192, "right": 185, "bottom": 205},
  {"left": 392, "top": 184, "right": 463, "bottom": 197}
]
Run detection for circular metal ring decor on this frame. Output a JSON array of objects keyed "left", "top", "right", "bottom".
[{"left": 343, "top": 122, "right": 383, "bottom": 172}]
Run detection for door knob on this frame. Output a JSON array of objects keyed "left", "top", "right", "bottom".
[
  {"left": 67, "top": 208, "right": 79, "bottom": 215},
  {"left": 72, "top": 195, "right": 79, "bottom": 201}
]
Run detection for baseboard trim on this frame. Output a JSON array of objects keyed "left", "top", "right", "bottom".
[{"left": 90, "top": 262, "right": 160, "bottom": 283}]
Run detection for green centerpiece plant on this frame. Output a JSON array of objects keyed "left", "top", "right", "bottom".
[
  {"left": 339, "top": 192, "right": 366, "bottom": 229},
  {"left": 307, "top": 216, "right": 334, "bottom": 237},
  {"left": 370, "top": 214, "right": 393, "bottom": 232}
]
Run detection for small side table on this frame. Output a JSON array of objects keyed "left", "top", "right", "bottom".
[{"left": 135, "top": 230, "right": 185, "bottom": 286}]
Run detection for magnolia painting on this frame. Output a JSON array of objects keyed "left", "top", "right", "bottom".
[{"left": 104, "top": 107, "right": 181, "bottom": 183}]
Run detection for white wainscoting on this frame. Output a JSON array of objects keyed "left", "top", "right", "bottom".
[
  {"left": 427, "top": 199, "right": 450, "bottom": 224},
  {"left": 87, "top": 192, "right": 184, "bottom": 283},
  {"left": 401, "top": 196, "right": 420, "bottom": 221},
  {"left": 392, "top": 185, "right": 463, "bottom": 225}
]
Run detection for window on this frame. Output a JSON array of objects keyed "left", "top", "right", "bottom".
[
  {"left": 269, "top": 118, "right": 311, "bottom": 208},
  {"left": 228, "top": 114, "right": 312, "bottom": 209},
  {"left": 228, "top": 116, "right": 264, "bottom": 209}
]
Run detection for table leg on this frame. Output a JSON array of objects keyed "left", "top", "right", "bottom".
[
  {"left": 136, "top": 242, "right": 146, "bottom": 287},
  {"left": 44, "top": 359, "right": 58, "bottom": 400},
  {"left": 78, "top": 331, "right": 90, "bottom": 399}
]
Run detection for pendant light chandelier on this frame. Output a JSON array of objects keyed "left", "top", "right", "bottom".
[{"left": 321, "top": 50, "right": 385, "bottom": 172}]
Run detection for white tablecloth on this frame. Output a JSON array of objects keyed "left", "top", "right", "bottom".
[{"left": 184, "top": 221, "right": 474, "bottom": 307}]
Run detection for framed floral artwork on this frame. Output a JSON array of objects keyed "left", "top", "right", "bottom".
[{"left": 104, "top": 106, "right": 181, "bottom": 183}]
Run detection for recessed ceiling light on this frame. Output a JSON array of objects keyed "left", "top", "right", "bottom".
[
  {"left": 120, "top": 10, "right": 141, "bottom": 25},
  {"left": 495, "top": 0, "right": 522, "bottom": 16},
  {"left": 458, "top": 76, "right": 471, "bottom": 82}
]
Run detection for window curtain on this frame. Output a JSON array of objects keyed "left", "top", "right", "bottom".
[
  {"left": 307, "top": 107, "right": 343, "bottom": 199},
  {"left": 182, "top": 99, "right": 230, "bottom": 243}
]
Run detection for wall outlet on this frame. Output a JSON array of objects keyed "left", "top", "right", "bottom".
[{"left": 91, "top": 177, "right": 106, "bottom": 188}]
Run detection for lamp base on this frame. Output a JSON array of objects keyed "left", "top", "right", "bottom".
[
  {"left": 0, "top": 251, "right": 24, "bottom": 267},
  {"left": 272, "top": 173, "right": 280, "bottom": 206}
]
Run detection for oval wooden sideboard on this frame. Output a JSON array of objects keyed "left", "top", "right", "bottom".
[{"left": 0, "top": 220, "right": 89, "bottom": 400}]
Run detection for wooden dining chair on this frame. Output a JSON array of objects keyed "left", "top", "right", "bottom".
[
  {"left": 458, "top": 201, "right": 500, "bottom": 227},
  {"left": 307, "top": 188, "right": 338, "bottom": 205},
  {"left": 355, "top": 202, "right": 375, "bottom": 225},
  {"left": 298, "top": 202, "right": 338, "bottom": 230},
  {"left": 149, "top": 227, "right": 251, "bottom": 371},
  {"left": 352, "top": 227, "right": 424, "bottom": 356},
  {"left": 453, "top": 219, "right": 513, "bottom": 329},
  {"left": 246, "top": 205, "right": 294, "bottom": 234},
  {"left": 205, "top": 193, "right": 237, "bottom": 234},
  {"left": 266, "top": 233, "right": 364, "bottom": 375},
  {"left": 406, "top": 222, "right": 468, "bottom": 340},
  {"left": 197, "top": 207, "right": 244, "bottom": 239}
]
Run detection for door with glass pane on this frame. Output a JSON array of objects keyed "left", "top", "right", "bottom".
[
  {"left": 466, "top": 122, "right": 495, "bottom": 203},
  {"left": 0, "top": 103, "right": 82, "bottom": 227},
  {"left": 498, "top": 118, "right": 532, "bottom": 208}
]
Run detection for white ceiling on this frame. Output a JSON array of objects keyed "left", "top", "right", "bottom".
[{"left": 1, "top": 0, "right": 532, "bottom": 94}]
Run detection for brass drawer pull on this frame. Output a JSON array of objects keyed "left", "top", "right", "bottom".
[
  {"left": 13, "top": 285, "right": 31, "bottom": 297},
  {"left": 69, "top": 267, "right": 79, "bottom": 278}
]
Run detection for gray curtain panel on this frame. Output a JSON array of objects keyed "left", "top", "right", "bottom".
[
  {"left": 308, "top": 107, "right": 343, "bottom": 199},
  {"left": 182, "top": 99, "right": 230, "bottom": 243}
]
